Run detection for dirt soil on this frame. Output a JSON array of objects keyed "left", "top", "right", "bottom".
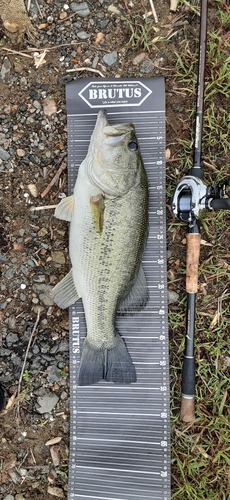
[{"left": 0, "top": 1, "right": 229, "bottom": 499}]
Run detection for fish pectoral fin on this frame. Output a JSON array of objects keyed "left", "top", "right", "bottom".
[
  {"left": 54, "top": 195, "right": 75, "bottom": 222},
  {"left": 51, "top": 269, "right": 80, "bottom": 309},
  {"left": 118, "top": 264, "right": 149, "bottom": 314},
  {"left": 90, "top": 194, "right": 104, "bottom": 234}
]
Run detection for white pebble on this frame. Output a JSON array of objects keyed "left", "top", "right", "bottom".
[{"left": 20, "top": 284, "right": 26, "bottom": 290}]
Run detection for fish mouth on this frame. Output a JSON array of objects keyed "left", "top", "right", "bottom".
[
  {"left": 90, "top": 110, "right": 134, "bottom": 148},
  {"left": 89, "top": 109, "right": 109, "bottom": 150}
]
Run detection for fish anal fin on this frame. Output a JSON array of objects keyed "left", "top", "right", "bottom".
[
  {"left": 90, "top": 194, "right": 104, "bottom": 234},
  {"left": 51, "top": 269, "right": 80, "bottom": 309},
  {"left": 54, "top": 195, "right": 75, "bottom": 222},
  {"left": 118, "top": 264, "right": 149, "bottom": 314}
]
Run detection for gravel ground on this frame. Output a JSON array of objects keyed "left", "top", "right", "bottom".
[{"left": 0, "top": 1, "right": 229, "bottom": 499}]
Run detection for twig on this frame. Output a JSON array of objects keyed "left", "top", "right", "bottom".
[
  {"left": 16, "top": 308, "right": 41, "bottom": 417},
  {"left": 27, "top": 0, "right": 31, "bottom": 12},
  {"left": 183, "top": 0, "right": 200, "bottom": 16},
  {"left": 66, "top": 67, "right": 106, "bottom": 77},
  {"left": 34, "top": 0, "right": 43, "bottom": 18},
  {"left": 0, "top": 48, "right": 33, "bottom": 59},
  {"left": 30, "top": 204, "right": 57, "bottom": 211},
  {"left": 41, "top": 162, "right": 67, "bottom": 198},
  {"left": 149, "top": 0, "right": 158, "bottom": 23},
  {"left": 26, "top": 41, "right": 87, "bottom": 52},
  {"left": 34, "top": 50, "right": 47, "bottom": 69},
  {"left": 170, "top": 0, "right": 179, "bottom": 12},
  {"left": 57, "top": 10, "right": 81, "bottom": 23}
]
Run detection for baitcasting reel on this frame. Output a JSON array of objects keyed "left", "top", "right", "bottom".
[{"left": 171, "top": 175, "right": 230, "bottom": 223}]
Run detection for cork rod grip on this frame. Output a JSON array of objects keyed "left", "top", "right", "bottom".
[
  {"left": 180, "top": 397, "right": 195, "bottom": 423},
  {"left": 186, "top": 234, "right": 201, "bottom": 293}
]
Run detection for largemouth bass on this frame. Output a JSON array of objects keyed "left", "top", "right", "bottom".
[{"left": 51, "top": 110, "right": 148, "bottom": 386}]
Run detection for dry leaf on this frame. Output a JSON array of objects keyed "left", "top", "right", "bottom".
[
  {"left": 210, "top": 310, "right": 220, "bottom": 329},
  {"left": 47, "top": 486, "right": 64, "bottom": 498},
  {"left": 45, "top": 436, "right": 63, "bottom": 446},
  {"left": 1, "top": 391, "right": 17, "bottom": 413},
  {"left": 132, "top": 52, "right": 146, "bottom": 65},
  {"left": 43, "top": 98, "right": 57, "bottom": 116},
  {"left": 182, "top": 238, "right": 212, "bottom": 246},
  {"left": 1, "top": 472, "right": 9, "bottom": 484},
  {"left": 8, "top": 468, "right": 20, "bottom": 483},
  {"left": 34, "top": 51, "right": 47, "bottom": 69},
  {"left": 50, "top": 445, "right": 60, "bottom": 467},
  {"left": 200, "top": 239, "right": 213, "bottom": 247},
  {"left": 195, "top": 445, "right": 210, "bottom": 459},
  {"left": 152, "top": 36, "right": 160, "bottom": 43},
  {"left": 165, "top": 148, "right": 171, "bottom": 160},
  {"left": 27, "top": 184, "right": 38, "bottom": 198},
  {"left": 38, "top": 23, "right": 47, "bottom": 29},
  {"left": 13, "top": 242, "right": 24, "bottom": 251},
  {"left": 94, "top": 32, "right": 104, "bottom": 45},
  {"left": 3, "top": 453, "right": 17, "bottom": 471},
  {"left": 108, "top": 5, "right": 121, "bottom": 14}
]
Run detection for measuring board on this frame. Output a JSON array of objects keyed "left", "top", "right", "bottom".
[{"left": 66, "top": 78, "right": 170, "bottom": 500}]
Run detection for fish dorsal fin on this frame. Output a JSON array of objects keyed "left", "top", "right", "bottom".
[
  {"left": 51, "top": 269, "right": 80, "bottom": 309},
  {"left": 90, "top": 194, "right": 104, "bottom": 234},
  {"left": 118, "top": 264, "right": 149, "bottom": 314},
  {"left": 54, "top": 195, "right": 75, "bottom": 222}
]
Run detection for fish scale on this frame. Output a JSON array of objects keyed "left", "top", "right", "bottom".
[{"left": 65, "top": 77, "right": 170, "bottom": 500}]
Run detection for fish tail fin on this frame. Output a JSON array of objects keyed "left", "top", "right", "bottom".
[
  {"left": 78, "top": 335, "right": 136, "bottom": 386},
  {"left": 105, "top": 334, "right": 136, "bottom": 384},
  {"left": 78, "top": 340, "right": 105, "bottom": 386}
]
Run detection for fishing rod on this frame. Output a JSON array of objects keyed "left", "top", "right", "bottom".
[{"left": 171, "top": 0, "right": 230, "bottom": 422}]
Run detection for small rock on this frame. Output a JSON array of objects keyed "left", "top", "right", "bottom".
[
  {"left": 0, "top": 301, "right": 8, "bottom": 310},
  {"left": 3, "top": 495, "right": 15, "bottom": 500},
  {"left": 33, "top": 283, "right": 54, "bottom": 306},
  {"left": 58, "top": 340, "right": 69, "bottom": 353},
  {"left": 0, "top": 146, "right": 10, "bottom": 161},
  {"left": 140, "top": 60, "right": 155, "bottom": 74},
  {"left": 36, "top": 392, "right": 59, "bottom": 414},
  {"left": 6, "top": 332, "right": 19, "bottom": 346},
  {"left": 5, "top": 267, "right": 16, "bottom": 279},
  {"left": 70, "top": 2, "right": 90, "bottom": 17},
  {"left": 103, "top": 51, "right": 118, "bottom": 66},
  {"left": 168, "top": 290, "right": 179, "bottom": 305},
  {"left": 17, "top": 148, "right": 26, "bottom": 157},
  {"left": 30, "top": 90, "right": 41, "bottom": 100},
  {"left": 92, "top": 55, "right": 99, "bottom": 68},
  {"left": 51, "top": 251, "right": 65, "bottom": 264},
  {"left": 15, "top": 494, "right": 26, "bottom": 500},
  {"left": 47, "top": 365, "right": 62, "bottom": 383},
  {"left": 59, "top": 11, "right": 67, "bottom": 20},
  {"left": 77, "top": 31, "right": 90, "bottom": 40}
]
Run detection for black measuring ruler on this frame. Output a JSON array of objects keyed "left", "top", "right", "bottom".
[{"left": 66, "top": 78, "right": 170, "bottom": 500}]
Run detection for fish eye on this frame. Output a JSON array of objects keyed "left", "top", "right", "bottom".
[{"left": 128, "top": 141, "right": 138, "bottom": 152}]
